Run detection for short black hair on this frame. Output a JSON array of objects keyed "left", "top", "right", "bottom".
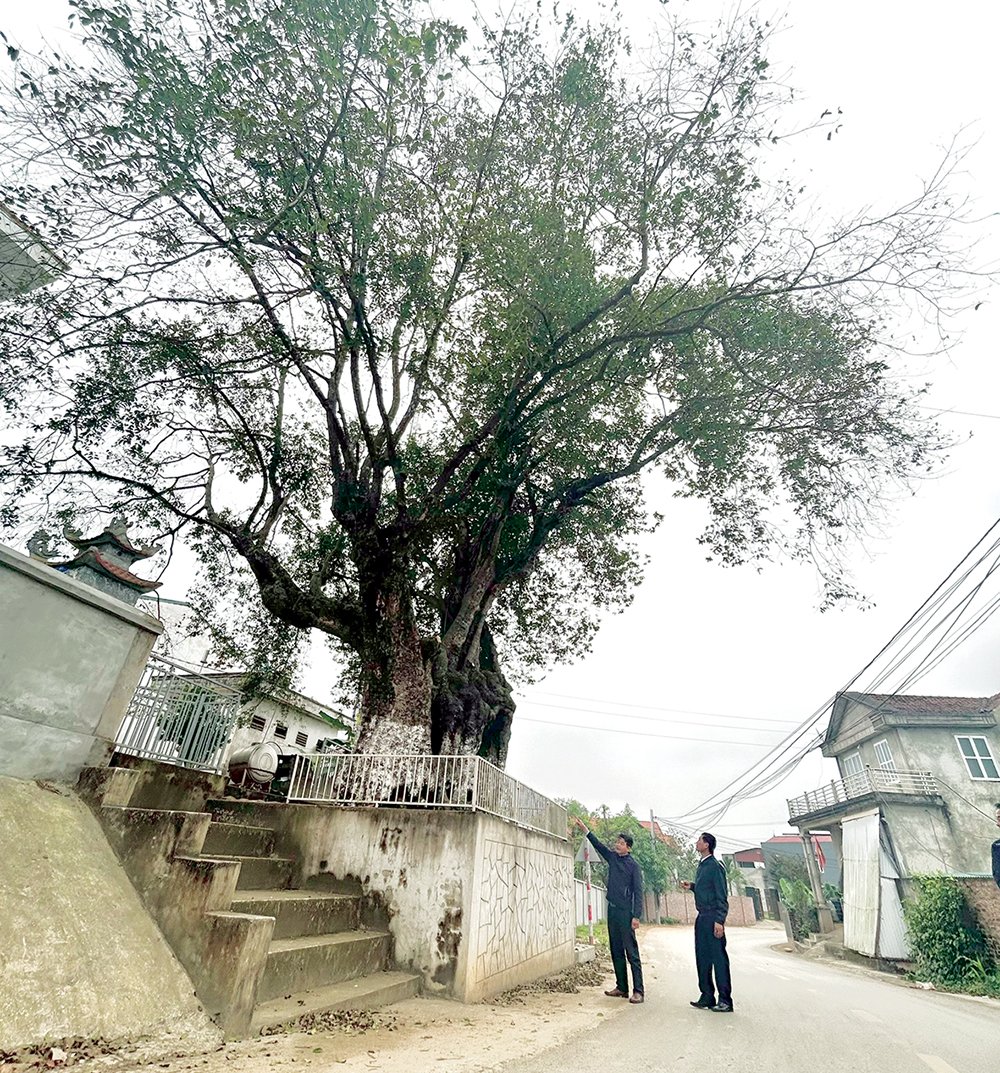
[
  {"left": 618, "top": 831, "right": 634, "bottom": 848},
  {"left": 701, "top": 831, "right": 717, "bottom": 854}
]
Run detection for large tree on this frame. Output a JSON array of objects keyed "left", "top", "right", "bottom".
[{"left": 0, "top": 0, "right": 970, "bottom": 762}]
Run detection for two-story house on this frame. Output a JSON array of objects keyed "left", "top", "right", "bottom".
[{"left": 786, "top": 690, "right": 1000, "bottom": 961}]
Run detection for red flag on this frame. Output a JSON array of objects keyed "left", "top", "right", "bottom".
[{"left": 812, "top": 836, "right": 827, "bottom": 873}]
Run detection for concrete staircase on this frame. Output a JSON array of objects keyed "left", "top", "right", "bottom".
[
  {"left": 78, "top": 763, "right": 420, "bottom": 1037},
  {"left": 201, "top": 809, "right": 419, "bottom": 1033}
]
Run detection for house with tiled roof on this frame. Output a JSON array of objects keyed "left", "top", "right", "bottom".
[
  {"left": 786, "top": 689, "right": 1000, "bottom": 962},
  {"left": 638, "top": 818, "right": 681, "bottom": 850}
]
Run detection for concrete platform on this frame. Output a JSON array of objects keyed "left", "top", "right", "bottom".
[{"left": 250, "top": 971, "right": 421, "bottom": 1032}]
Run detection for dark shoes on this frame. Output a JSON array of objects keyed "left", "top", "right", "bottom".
[
  {"left": 604, "top": 987, "right": 628, "bottom": 997},
  {"left": 710, "top": 1002, "right": 734, "bottom": 1013},
  {"left": 629, "top": 991, "right": 644, "bottom": 1004},
  {"left": 690, "top": 999, "right": 714, "bottom": 1009}
]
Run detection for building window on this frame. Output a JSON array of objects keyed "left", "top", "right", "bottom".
[
  {"left": 248, "top": 714, "right": 267, "bottom": 732},
  {"left": 295, "top": 731, "right": 308, "bottom": 748},
  {"left": 274, "top": 723, "right": 288, "bottom": 740},
  {"left": 873, "top": 739, "right": 896, "bottom": 770},
  {"left": 841, "top": 751, "right": 864, "bottom": 778},
  {"left": 956, "top": 736, "right": 1000, "bottom": 780}
]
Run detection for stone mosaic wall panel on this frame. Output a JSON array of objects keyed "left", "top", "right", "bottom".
[{"left": 476, "top": 837, "right": 573, "bottom": 981}]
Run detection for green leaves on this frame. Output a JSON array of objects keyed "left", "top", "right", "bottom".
[
  {"left": 0, "top": 0, "right": 967, "bottom": 750},
  {"left": 904, "top": 875, "right": 995, "bottom": 988}
]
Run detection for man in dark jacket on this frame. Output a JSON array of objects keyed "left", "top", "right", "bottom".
[
  {"left": 573, "top": 817, "right": 644, "bottom": 1003},
  {"left": 682, "top": 831, "right": 733, "bottom": 1013},
  {"left": 992, "top": 803, "right": 1000, "bottom": 890}
]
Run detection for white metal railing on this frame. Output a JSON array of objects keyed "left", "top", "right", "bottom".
[
  {"left": 286, "top": 752, "right": 568, "bottom": 839},
  {"left": 114, "top": 654, "right": 242, "bottom": 774},
  {"left": 787, "top": 767, "right": 939, "bottom": 821}
]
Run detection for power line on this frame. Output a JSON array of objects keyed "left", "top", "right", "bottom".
[
  {"left": 521, "top": 689, "right": 800, "bottom": 725},
  {"left": 516, "top": 698, "right": 789, "bottom": 734},
  {"left": 678, "top": 510, "right": 1000, "bottom": 827},
  {"left": 517, "top": 716, "right": 775, "bottom": 747},
  {"left": 920, "top": 405, "right": 1000, "bottom": 421}
]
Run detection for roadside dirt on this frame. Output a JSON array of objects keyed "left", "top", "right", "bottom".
[{"left": 2, "top": 944, "right": 631, "bottom": 1073}]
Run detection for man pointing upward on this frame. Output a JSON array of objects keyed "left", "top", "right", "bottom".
[{"left": 573, "top": 816, "right": 645, "bottom": 1004}]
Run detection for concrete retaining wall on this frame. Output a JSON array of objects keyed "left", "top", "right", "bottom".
[
  {"left": 0, "top": 542, "right": 161, "bottom": 782},
  {"left": 214, "top": 801, "right": 575, "bottom": 1002},
  {"left": 0, "top": 775, "right": 218, "bottom": 1052},
  {"left": 651, "top": 890, "right": 758, "bottom": 925}
]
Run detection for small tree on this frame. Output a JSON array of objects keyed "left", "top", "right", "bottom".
[{"left": 0, "top": 0, "right": 977, "bottom": 761}]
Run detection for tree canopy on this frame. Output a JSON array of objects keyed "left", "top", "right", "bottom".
[{"left": 0, "top": 0, "right": 973, "bottom": 761}]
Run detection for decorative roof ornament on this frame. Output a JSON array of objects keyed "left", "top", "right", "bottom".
[
  {"left": 26, "top": 529, "right": 59, "bottom": 562},
  {"left": 62, "top": 516, "right": 159, "bottom": 560},
  {"left": 40, "top": 518, "right": 162, "bottom": 605}
]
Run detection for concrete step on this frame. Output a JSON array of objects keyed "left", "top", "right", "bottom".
[
  {"left": 231, "top": 890, "right": 359, "bottom": 939},
  {"left": 257, "top": 930, "right": 391, "bottom": 1003},
  {"left": 250, "top": 971, "right": 420, "bottom": 1033},
  {"left": 210, "top": 854, "right": 295, "bottom": 891},
  {"left": 202, "top": 821, "right": 275, "bottom": 858}
]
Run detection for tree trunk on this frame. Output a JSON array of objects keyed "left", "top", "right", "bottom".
[
  {"left": 353, "top": 578, "right": 433, "bottom": 755},
  {"left": 430, "top": 623, "right": 515, "bottom": 766},
  {"left": 350, "top": 546, "right": 515, "bottom": 765}
]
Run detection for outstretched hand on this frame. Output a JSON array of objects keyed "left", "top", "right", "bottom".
[{"left": 572, "top": 816, "right": 589, "bottom": 832}]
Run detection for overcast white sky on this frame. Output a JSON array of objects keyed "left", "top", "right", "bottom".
[{"left": 5, "top": 1, "right": 999, "bottom": 850}]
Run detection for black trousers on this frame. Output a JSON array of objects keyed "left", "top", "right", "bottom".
[
  {"left": 694, "top": 912, "right": 732, "bottom": 1005},
  {"left": 608, "top": 905, "right": 644, "bottom": 994}
]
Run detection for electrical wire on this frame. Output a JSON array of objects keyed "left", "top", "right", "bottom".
[
  {"left": 677, "top": 511, "right": 1000, "bottom": 827},
  {"left": 516, "top": 715, "right": 776, "bottom": 747},
  {"left": 521, "top": 689, "right": 801, "bottom": 725},
  {"left": 516, "top": 698, "right": 790, "bottom": 735}
]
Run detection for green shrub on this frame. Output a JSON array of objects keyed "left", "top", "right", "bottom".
[
  {"left": 903, "top": 875, "right": 994, "bottom": 986},
  {"left": 778, "top": 876, "right": 819, "bottom": 941}
]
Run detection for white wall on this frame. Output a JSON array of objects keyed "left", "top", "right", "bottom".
[
  {"left": 217, "top": 801, "right": 576, "bottom": 1002},
  {"left": 227, "top": 695, "right": 343, "bottom": 760}
]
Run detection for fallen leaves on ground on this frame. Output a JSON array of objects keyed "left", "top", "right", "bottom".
[
  {"left": 1, "top": 1038, "right": 120, "bottom": 1071},
  {"left": 259, "top": 1010, "right": 398, "bottom": 1037},
  {"left": 490, "top": 948, "right": 611, "bottom": 1006}
]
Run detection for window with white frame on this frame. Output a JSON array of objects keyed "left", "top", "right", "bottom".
[
  {"left": 872, "top": 739, "right": 898, "bottom": 783},
  {"left": 873, "top": 739, "right": 896, "bottom": 770},
  {"left": 841, "top": 751, "right": 864, "bottom": 778},
  {"left": 956, "top": 736, "right": 1000, "bottom": 780}
]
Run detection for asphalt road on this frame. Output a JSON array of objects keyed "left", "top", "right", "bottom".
[{"left": 491, "top": 923, "right": 1000, "bottom": 1073}]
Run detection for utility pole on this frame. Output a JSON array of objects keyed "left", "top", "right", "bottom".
[{"left": 649, "top": 810, "right": 662, "bottom": 925}]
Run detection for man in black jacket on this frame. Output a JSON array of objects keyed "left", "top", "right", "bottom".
[
  {"left": 573, "top": 817, "right": 645, "bottom": 1003},
  {"left": 992, "top": 803, "right": 1000, "bottom": 890},
  {"left": 682, "top": 831, "right": 733, "bottom": 1013}
]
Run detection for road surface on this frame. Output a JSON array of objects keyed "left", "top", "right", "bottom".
[{"left": 492, "top": 924, "right": 1000, "bottom": 1073}]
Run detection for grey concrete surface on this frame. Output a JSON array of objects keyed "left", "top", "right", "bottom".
[
  {"left": 0, "top": 541, "right": 161, "bottom": 781},
  {"left": 494, "top": 922, "right": 1000, "bottom": 1073},
  {"left": 0, "top": 775, "right": 219, "bottom": 1051}
]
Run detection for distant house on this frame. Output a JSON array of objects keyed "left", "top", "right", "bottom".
[
  {"left": 132, "top": 596, "right": 352, "bottom": 774},
  {"left": 733, "top": 846, "right": 764, "bottom": 869},
  {"left": 0, "top": 203, "right": 66, "bottom": 294},
  {"left": 786, "top": 690, "right": 1000, "bottom": 960},
  {"left": 762, "top": 832, "right": 839, "bottom": 887},
  {"left": 638, "top": 818, "right": 681, "bottom": 850},
  {"left": 199, "top": 671, "right": 351, "bottom": 761}
]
